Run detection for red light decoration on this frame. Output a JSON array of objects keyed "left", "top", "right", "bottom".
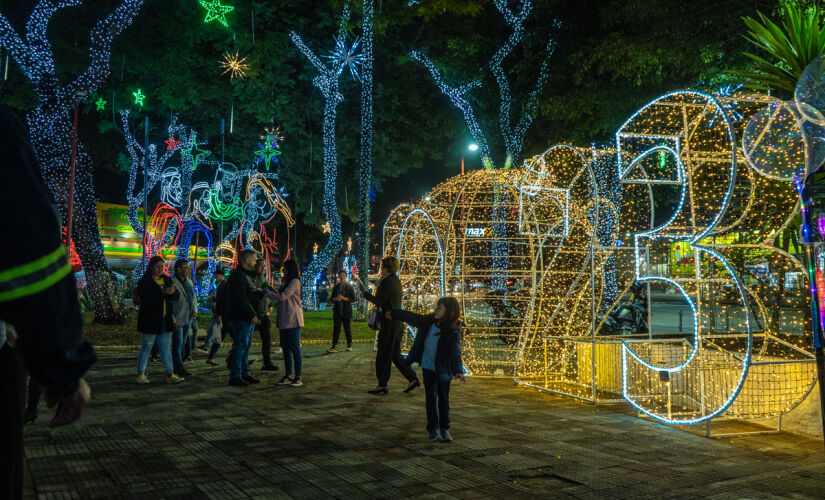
[{"left": 165, "top": 136, "right": 180, "bottom": 151}]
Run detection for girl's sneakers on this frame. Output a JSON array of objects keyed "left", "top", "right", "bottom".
[
  {"left": 291, "top": 376, "right": 303, "bottom": 387},
  {"left": 136, "top": 373, "right": 149, "bottom": 384},
  {"left": 277, "top": 376, "right": 293, "bottom": 385},
  {"left": 429, "top": 427, "right": 439, "bottom": 441},
  {"left": 439, "top": 429, "right": 453, "bottom": 442},
  {"left": 166, "top": 373, "right": 184, "bottom": 384}
]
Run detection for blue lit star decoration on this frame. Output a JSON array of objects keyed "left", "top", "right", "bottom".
[
  {"left": 199, "top": 0, "right": 234, "bottom": 27},
  {"left": 180, "top": 133, "right": 210, "bottom": 168},
  {"left": 324, "top": 36, "right": 366, "bottom": 81},
  {"left": 706, "top": 83, "right": 744, "bottom": 128},
  {"left": 254, "top": 135, "right": 281, "bottom": 171}
]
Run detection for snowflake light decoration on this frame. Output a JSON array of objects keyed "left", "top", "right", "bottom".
[
  {"left": 324, "top": 36, "right": 366, "bottom": 81},
  {"left": 260, "top": 125, "right": 284, "bottom": 142},
  {"left": 220, "top": 51, "right": 249, "bottom": 80},
  {"left": 706, "top": 83, "right": 744, "bottom": 128}
]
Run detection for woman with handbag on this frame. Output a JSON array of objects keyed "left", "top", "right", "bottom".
[{"left": 358, "top": 256, "right": 420, "bottom": 395}]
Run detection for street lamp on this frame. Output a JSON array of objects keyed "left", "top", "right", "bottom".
[{"left": 462, "top": 143, "right": 479, "bottom": 175}]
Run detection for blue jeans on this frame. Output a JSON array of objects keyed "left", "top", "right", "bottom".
[
  {"left": 172, "top": 323, "right": 190, "bottom": 372},
  {"left": 228, "top": 321, "right": 254, "bottom": 379},
  {"left": 280, "top": 327, "right": 302, "bottom": 377},
  {"left": 204, "top": 314, "right": 219, "bottom": 348},
  {"left": 137, "top": 333, "right": 173, "bottom": 375},
  {"left": 422, "top": 369, "right": 451, "bottom": 431}
]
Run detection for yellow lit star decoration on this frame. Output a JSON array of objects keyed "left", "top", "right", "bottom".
[
  {"left": 322, "top": 222, "right": 331, "bottom": 234},
  {"left": 220, "top": 51, "right": 249, "bottom": 80}
]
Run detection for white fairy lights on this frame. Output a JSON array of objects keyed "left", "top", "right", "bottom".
[
  {"left": 290, "top": 4, "right": 351, "bottom": 307},
  {"left": 0, "top": 0, "right": 145, "bottom": 320}
]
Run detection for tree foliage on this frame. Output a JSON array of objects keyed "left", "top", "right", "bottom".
[{"left": 0, "top": 0, "right": 775, "bottom": 262}]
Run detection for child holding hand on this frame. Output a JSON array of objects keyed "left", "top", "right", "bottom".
[{"left": 386, "top": 297, "right": 465, "bottom": 442}]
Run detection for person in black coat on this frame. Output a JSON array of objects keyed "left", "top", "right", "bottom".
[
  {"left": 358, "top": 256, "right": 419, "bottom": 394},
  {"left": 0, "top": 104, "right": 95, "bottom": 498},
  {"left": 224, "top": 250, "right": 261, "bottom": 386},
  {"left": 387, "top": 297, "right": 465, "bottom": 442},
  {"left": 135, "top": 256, "right": 182, "bottom": 384},
  {"left": 327, "top": 270, "right": 356, "bottom": 352}
]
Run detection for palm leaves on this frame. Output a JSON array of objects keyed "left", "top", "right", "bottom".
[{"left": 729, "top": 6, "right": 825, "bottom": 92}]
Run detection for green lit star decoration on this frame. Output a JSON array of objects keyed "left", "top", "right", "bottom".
[
  {"left": 180, "top": 133, "right": 210, "bottom": 168},
  {"left": 95, "top": 96, "right": 107, "bottom": 110},
  {"left": 132, "top": 89, "right": 145, "bottom": 106},
  {"left": 254, "top": 135, "right": 281, "bottom": 171},
  {"left": 199, "top": 0, "right": 234, "bottom": 27}
]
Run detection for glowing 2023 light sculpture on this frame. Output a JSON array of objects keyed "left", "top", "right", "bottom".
[{"left": 386, "top": 90, "right": 818, "bottom": 426}]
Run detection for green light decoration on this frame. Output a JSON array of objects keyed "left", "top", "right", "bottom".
[
  {"left": 254, "top": 134, "right": 281, "bottom": 171},
  {"left": 132, "top": 89, "right": 145, "bottom": 106},
  {"left": 180, "top": 133, "right": 210, "bottom": 168},
  {"left": 199, "top": 0, "right": 234, "bottom": 27},
  {"left": 209, "top": 190, "right": 243, "bottom": 220},
  {"left": 95, "top": 96, "right": 107, "bottom": 110}
]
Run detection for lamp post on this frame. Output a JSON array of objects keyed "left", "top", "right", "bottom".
[{"left": 461, "top": 143, "right": 479, "bottom": 175}]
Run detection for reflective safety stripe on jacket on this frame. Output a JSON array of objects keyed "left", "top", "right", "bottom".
[{"left": 0, "top": 245, "right": 72, "bottom": 302}]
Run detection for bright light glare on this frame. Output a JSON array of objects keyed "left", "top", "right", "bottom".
[{"left": 468, "top": 143, "right": 479, "bottom": 151}]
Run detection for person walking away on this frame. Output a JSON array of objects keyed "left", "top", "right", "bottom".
[
  {"left": 0, "top": 105, "right": 95, "bottom": 499},
  {"left": 136, "top": 256, "right": 183, "bottom": 384},
  {"left": 327, "top": 270, "right": 355, "bottom": 353},
  {"left": 225, "top": 250, "right": 261, "bottom": 386},
  {"left": 317, "top": 284, "right": 329, "bottom": 311},
  {"left": 205, "top": 273, "right": 229, "bottom": 366},
  {"left": 358, "top": 256, "right": 420, "bottom": 394},
  {"left": 170, "top": 259, "right": 196, "bottom": 377},
  {"left": 386, "top": 297, "right": 465, "bottom": 442},
  {"left": 266, "top": 260, "right": 304, "bottom": 387},
  {"left": 253, "top": 258, "right": 278, "bottom": 371},
  {"left": 200, "top": 272, "right": 225, "bottom": 352}
]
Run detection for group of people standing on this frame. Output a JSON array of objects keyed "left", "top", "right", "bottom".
[
  {"left": 134, "top": 250, "right": 305, "bottom": 387},
  {"left": 134, "top": 250, "right": 465, "bottom": 443}
]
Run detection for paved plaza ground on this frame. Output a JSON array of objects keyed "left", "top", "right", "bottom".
[{"left": 22, "top": 345, "right": 825, "bottom": 499}]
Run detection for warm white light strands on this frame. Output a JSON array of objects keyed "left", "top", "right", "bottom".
[
  {"left": 0, "top": 0, "right": 144, "bottom": 321},
  {"left": 290, "top": 4, "right": 351, "bottom": 306}
]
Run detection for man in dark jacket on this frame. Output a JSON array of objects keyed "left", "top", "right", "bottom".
[
  {"left": 253, "top": 258, "right": 278, "bottom": 371},
  {"left": 225, "top": 250, "right": 261, "bottom": 386},
  {"left": 359, "top": 256, "right": 419, "bottom": 394},
  {"left": 327, "top": 270, "right": 355, "bottom": 353},
  {"left": 0, "top": 105, "right": 95, "bottom": 499}
]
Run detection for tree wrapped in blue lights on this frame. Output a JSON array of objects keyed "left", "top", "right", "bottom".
[
  {"left": 410, "top": 0, "right": 558, "bottom": 170},
  {"left": 357, "top": 0, "right": 374, "bottom": 290},
  {"left": 0, "top": 0, "right": 145, "bottom": 322},
  {"left": 411, "top": 0, "right": 559, "bottom": 292},
  {"left": 290, "top": 4, "right": 352, "bottom": 307}
]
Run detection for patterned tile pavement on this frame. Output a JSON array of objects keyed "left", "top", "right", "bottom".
[{"left": 22, "top": 346, "right": 825, "bottom": 499}]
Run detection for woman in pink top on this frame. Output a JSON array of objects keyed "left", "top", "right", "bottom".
[{"left": 266, "top": 260, "right": 304, "bottom": 387}]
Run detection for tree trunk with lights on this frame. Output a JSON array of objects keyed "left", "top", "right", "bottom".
[
  {"left": 0, "top": 0, "right": 145, "bottom": 323},
  {"left": 290, "top": 7, "right": 351, "bottom": 308}
]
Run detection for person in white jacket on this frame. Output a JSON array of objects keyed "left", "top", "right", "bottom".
[{"left": 170, "top": 260, "right": 197, "bottom": 377}]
